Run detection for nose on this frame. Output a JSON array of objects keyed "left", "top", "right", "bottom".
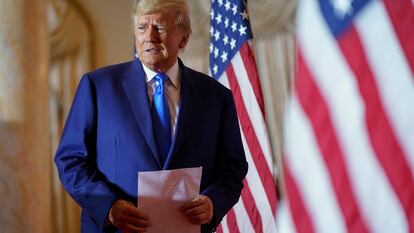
[{"left": 145, "top": 26, "right": 159, "bottom": 42}]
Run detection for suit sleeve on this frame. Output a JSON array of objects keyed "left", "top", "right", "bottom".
[
  {"left": 54, "top": 74, "right": 118, "bottom": 228},
  {"left": 202, "top": 89, "right": 248, "bottom": 229}
]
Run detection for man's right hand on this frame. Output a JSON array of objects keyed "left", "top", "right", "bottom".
[{"left": 109, "top": 199, "right": 152, "bottom": 233}]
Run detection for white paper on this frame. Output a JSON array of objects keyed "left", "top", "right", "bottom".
[{"left": 137, "top": 167, "right": 202, "bottom": 233}]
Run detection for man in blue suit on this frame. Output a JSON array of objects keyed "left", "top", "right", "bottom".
[{"left": 54, "top": 0, "right": 248, "bottom": 232}]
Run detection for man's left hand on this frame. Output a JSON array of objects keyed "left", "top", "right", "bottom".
[{"left": 180, "top": 195, "right": 213, "bottom": 225}]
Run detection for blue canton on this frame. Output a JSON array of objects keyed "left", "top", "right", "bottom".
[
  {"left": 319, "top": 0, "right": 372, "bottom": 38},
  {"left": 209, "top": 0, "right": 253, "bottom": 80}
]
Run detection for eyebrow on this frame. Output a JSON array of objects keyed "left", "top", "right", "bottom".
[{"left": 137, "top": 21, "right": 167, "bottom": 27}]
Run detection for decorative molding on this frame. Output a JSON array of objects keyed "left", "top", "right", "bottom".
[
  {"left": 249, "top": 0, "right": 297, "bottom": 38},
  {"left": 48, "top": 0, "right": 95, "bottom": 66},
  {"left": 48, "top": 1, "right": 93, "bottom": 232},
  {"left": 0, "top": 154, "right": 22, "bottom": 232}
]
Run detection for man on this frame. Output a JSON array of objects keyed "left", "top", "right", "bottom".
[{"left": 54, "top": 0, "right": 248, "bottom": 232}]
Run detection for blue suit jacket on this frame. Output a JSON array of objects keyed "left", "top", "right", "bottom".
[{"left": 54, "top": 59, "right": 248, "bottom": 233}]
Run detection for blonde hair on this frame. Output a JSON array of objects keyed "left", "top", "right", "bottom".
[{"left": 133, "top": 0, "right": 192, "bottom": 34}]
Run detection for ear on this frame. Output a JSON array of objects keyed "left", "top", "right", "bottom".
[{"left": 178, "top": 33, "right": 190, "bottom": 49}]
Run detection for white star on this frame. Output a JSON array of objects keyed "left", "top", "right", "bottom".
[
  {"left": 223, "top": 35, "right": 229, "bottom": 45},
  {"left": 331, "top": 0, "right": 353, "bottom": 19},
  {"left": 215, "top": 13, "right": 222, "bottom": 24},
  {"left": 210, "top": 10, "right": 215, "bottom": 20},
  {"left": 231, "top": 22, "right": 238, "bottom": 32},
  {"left": 213, "top": 64, "right": 218, "bottom": 74},
  {"left": 240, "top": 10, "right": 249, "bottom": 20},
  {"left": 214, "top": 48, "right": 219, "bottom": 58},
  {"left": 221, "top": 51, "right": 228, "bottom": 63},
  {"left": 218, "top": 0, "right": 223, "bottom": 7},
  {"left": 210, "top": 26, "right": 214, "bottom": 36},
  {"left": 224, "top": 17, "right": 229, "bottom": 28},
  {"left": 239, "top": 25, "right": 247, "bottom": 36},
  {"left": 210, "top": 43, "right": 214, "bottom": 53},
  {"left": 214, "top": 30, "right": 220, "bottom": 41},
  {"left": 232, "top": 4, "right": 238, "bottom": 15},
  {"left": 230, "top": 38, "right": 236, "bottom": 50},
  {"left": 225, "top": 0, "right": 231, "bottom": 11}
]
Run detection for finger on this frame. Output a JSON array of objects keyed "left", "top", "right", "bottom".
[
  {"left": 180, "top": 196, "right": 207, "bottom": 211},
  {"left": 110, "top": 200, "right": 152, "bottom": 228},
  {"left": 183, "top": 206, "right": 211, "bottom": 225},
  {"left": 117, "top": 207, "right": 151, "bottom": 224},
  {"left": 111, "top": 200, "right": 136, "bottom": 217},
  {"left": 119, "top": 214, "right": 152, "bottom": 227},
  {"left": 118, "top": 222, "right": 149, "bottom": 233},
  {"left": 112, "top": 200, "right": 148, "bottom": 218},
  {"left": 127, "top": 208, "right": 151, "bottom": 221},
  {"left": 186, "top": 212, "right": 210, "bottom": 225},
  {"left": 183, "top": 204, "right": 207, "bottom": 217}
]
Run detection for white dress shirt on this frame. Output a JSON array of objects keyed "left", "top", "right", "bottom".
[{"left": 142, "top": 61, "right": 181, "bottom": 137}]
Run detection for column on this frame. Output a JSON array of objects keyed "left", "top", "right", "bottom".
[{"left": 0, "top": 0, "right": 52, "bottom": 232}]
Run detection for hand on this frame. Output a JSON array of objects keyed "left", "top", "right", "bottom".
[
  {"left": 109, "top": 199, "right": 151, "bottom": 233},
  {"left": 180, "top": 195, "right": 214, "bottom": 225}
]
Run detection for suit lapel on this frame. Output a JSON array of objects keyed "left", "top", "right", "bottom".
[
  {"left": 122, "top": 59, "right": 162, "bottom": 167},
  {"left": 164, "top": 61, "right": 194, "bottom": 169}
]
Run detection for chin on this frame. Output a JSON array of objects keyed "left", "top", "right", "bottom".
[
  {"left": 142, "top": 62, "right": 162, "bottom": 71},
  {"left": 144, "top": 59, "right": 167, "bottom": 68}
]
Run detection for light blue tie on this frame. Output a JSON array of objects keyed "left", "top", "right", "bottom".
[{"left": 151, "top": 73, "right": 171, "bottom": 166}]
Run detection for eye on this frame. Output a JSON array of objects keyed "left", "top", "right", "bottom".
[
  {"left": 137, "top": 25, "right": 146, "bottom": 33},
  {"left": 156, "top": 24, "right": 166, "bottom": 32}
]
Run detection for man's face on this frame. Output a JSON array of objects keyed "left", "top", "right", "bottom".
[{"left": 135, "top": 10, "right": 189, "bottom": 72}]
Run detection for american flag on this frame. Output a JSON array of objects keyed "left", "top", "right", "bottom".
[
  {"left": 279, "top": 0, "right": 414, "bottom": 232},
  {"left": 209, "top": 0, "right": 278, "bottom": 232}
]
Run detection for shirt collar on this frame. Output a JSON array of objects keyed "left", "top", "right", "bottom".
[{"left": 142, "top": 61, "right": 180, "bottom": 88}]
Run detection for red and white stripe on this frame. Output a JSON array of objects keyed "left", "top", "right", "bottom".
[
  {"left": 216, "top": 42, "right": 278, "bottom": 233},
  {"left": 279, "top": 0, "right": 414, "bottom": 233}
]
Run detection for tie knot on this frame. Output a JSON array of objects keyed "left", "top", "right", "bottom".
[{"left": 155, "top": 73, "right": 168, "bottom": 84}]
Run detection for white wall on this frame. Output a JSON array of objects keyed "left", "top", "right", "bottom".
[{"left": 77, "top": 0, "right": 135, "bottom": 66}]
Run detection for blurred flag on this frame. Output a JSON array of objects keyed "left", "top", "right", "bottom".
[
  {"left": 209, "top": 0, "right": 278, "bottom": 232},
  {"left": 280, "top": 0, "right": 414, "bottom": 232}
]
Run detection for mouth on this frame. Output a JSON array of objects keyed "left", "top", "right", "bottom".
[{"left": 145, "top": 47, "right": 163, "bottom": 53}]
